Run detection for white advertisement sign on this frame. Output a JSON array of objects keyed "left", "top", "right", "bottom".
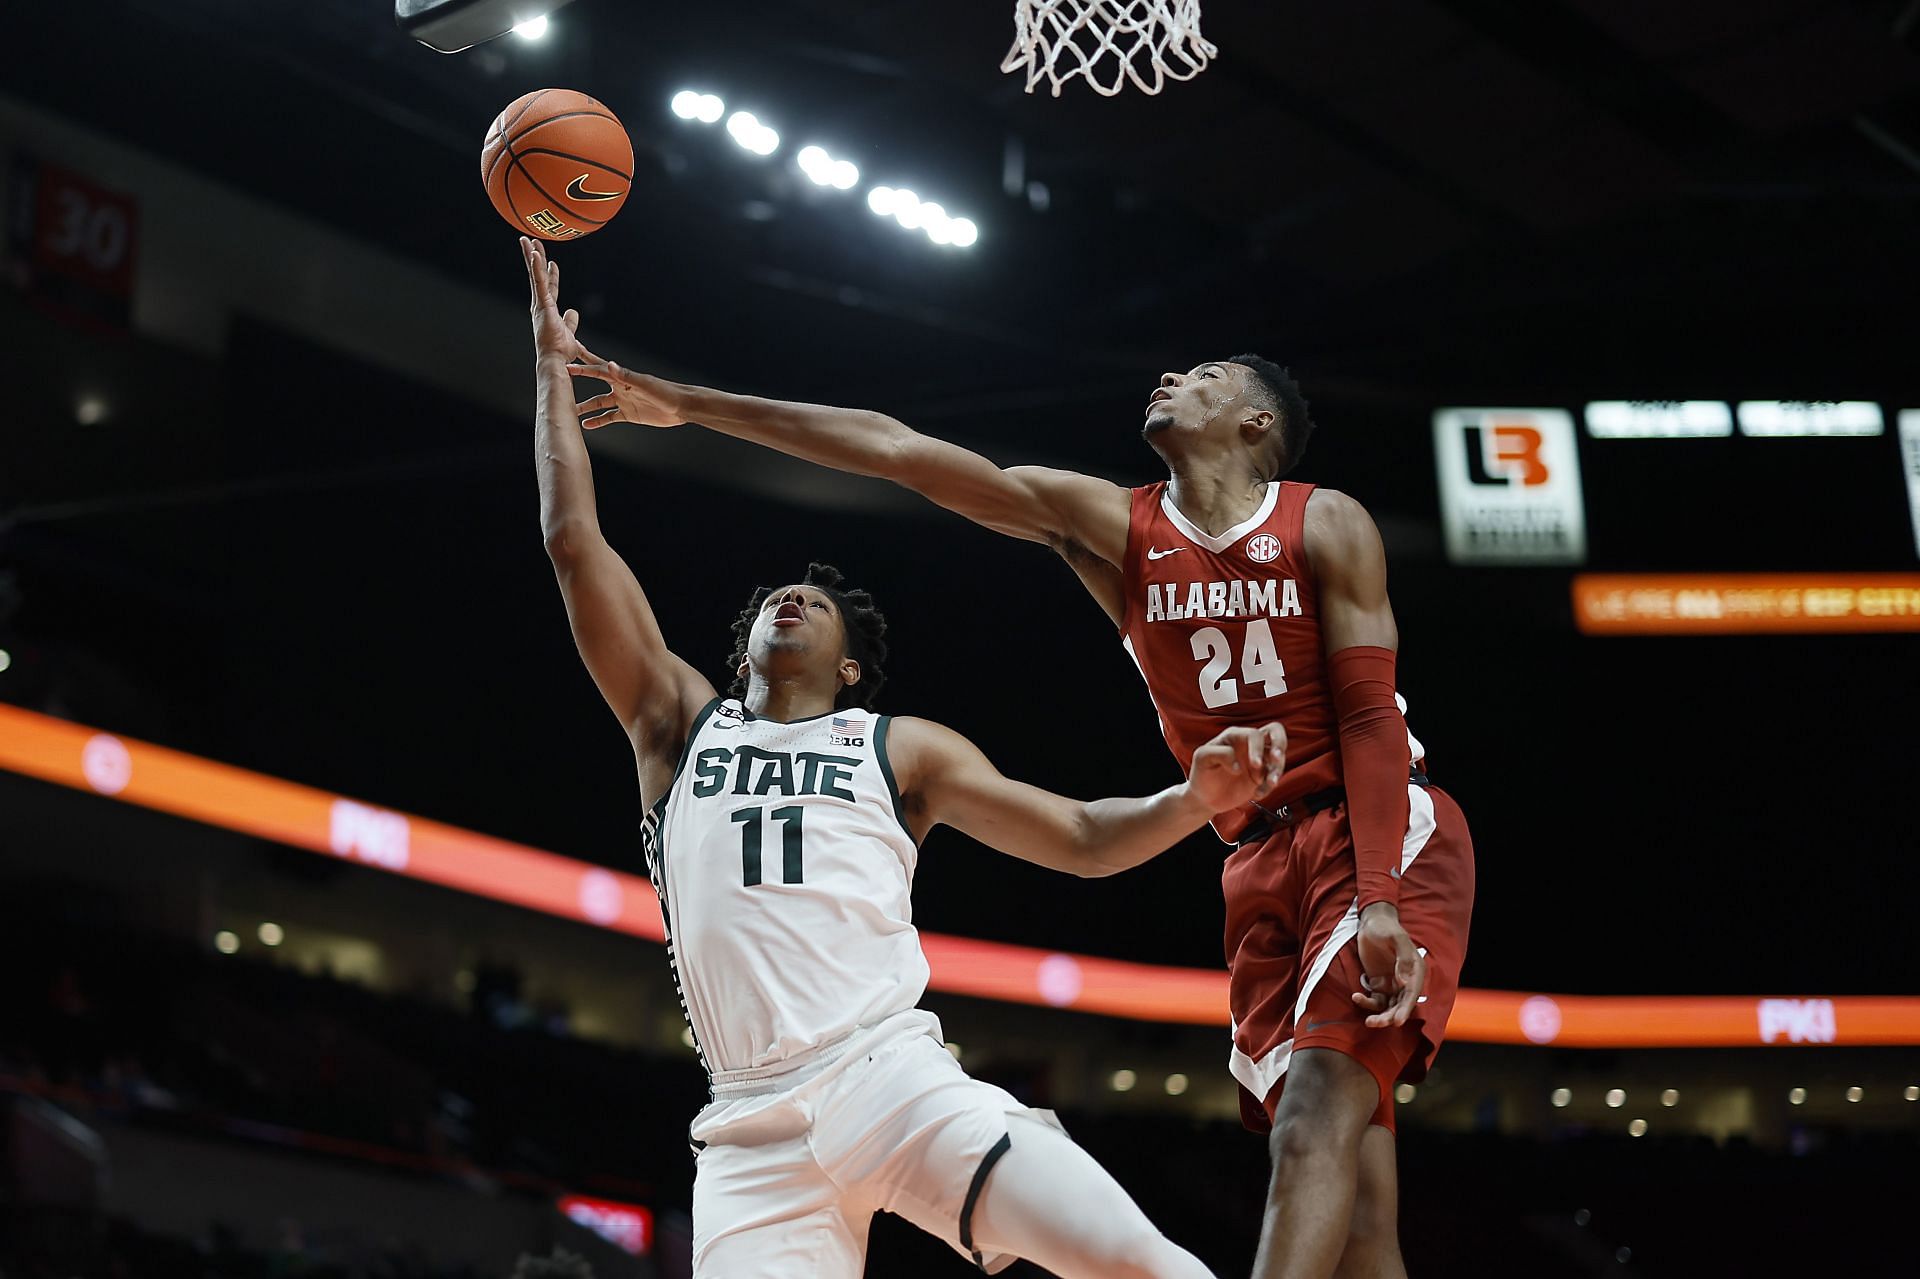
[
  {"left": 1737, "top": 401, "right": 1884, "bottom": 437},
  {"left": 1902, "top": 411, "right": 1920, "bottom": 560},
  {"left": 1433, "top": 408, "right": 1587, "bottom": 565},
  {"left": 1584, "top": 400, "right": 1733, "bottom": 439}
]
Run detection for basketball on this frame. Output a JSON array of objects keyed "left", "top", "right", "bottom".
[{"left": 481, "top": 88, "right": 632, "bottom": 241}]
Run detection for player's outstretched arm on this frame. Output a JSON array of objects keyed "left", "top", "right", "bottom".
[
  {"left": 887, "top": 717, "right": 1285, "bottom": 877},
  {"left": 565, "top": 361, "right": 1131, "bottom": 565},
  {"left": 523, "top": 239, "right": 715, "bottom": 797}
]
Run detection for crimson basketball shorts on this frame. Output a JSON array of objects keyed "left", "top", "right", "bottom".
[{"left": 1221, "top": 782, "right": 1474, "bottom": 1135}]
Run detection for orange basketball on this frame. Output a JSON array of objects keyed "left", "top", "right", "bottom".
[{"left": 481, "top": 88, "right": 632, "bottom": 241}]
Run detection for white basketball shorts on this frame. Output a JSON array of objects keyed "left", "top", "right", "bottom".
[{"left": 687, "top": 1009, "right": 1065, "bottom": 1277}]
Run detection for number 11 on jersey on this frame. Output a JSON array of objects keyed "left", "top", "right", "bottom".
[{"left": 732, "top": 805, "right": 805, "bottom": 885}]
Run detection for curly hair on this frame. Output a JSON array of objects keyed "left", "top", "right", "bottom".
[
  {"left": 726, "top": 562, "right": 889, "bottom": 710},
  {"left": 1228, "top": 353, "right": 1316, "bottom": 480}
]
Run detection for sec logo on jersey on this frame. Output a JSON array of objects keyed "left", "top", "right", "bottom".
[{"left": 1245, "top": 533, "right": 1282, "bottom": 563}]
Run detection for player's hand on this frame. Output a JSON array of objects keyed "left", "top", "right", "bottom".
[
  {"left": 521, "top": 236, "right": 584, "bottom": 363},
  {"left": 1184, "top": 724, "right": 1286, "bottom": 814},
  {"left": 1352, "top": 903, "right": 1427, "bottom": 1028},
  {"left": 568, "top": 357, "right": 685, "bottom": 430}
]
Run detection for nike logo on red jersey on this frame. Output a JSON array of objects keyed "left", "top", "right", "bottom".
[{"left": 1146, "top": 546, "right": 1186, "bottom": 560}]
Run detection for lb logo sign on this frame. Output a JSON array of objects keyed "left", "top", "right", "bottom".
[{"left": 1433, "top": 409, "right": 1587, "bottom": 565}]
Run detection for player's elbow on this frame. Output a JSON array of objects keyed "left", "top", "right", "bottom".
[{"left": 541, "top": 517, "right": 597, "bottom": 567}]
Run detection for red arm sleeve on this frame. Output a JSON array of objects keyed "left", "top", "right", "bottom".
[{"left": 1328, "top": 645, "right": 1410, "bottom": 912}]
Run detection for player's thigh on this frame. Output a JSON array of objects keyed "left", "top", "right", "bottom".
[
  {"left": 915, "top": 1113, "right": 1201, "bottom": 1279},
  {"left": 1269, "top": 1046, "right": 1382, "bottom": 1159},
  {"left": 691, "top": 1134, "right": 870, "bottom": 1279}
]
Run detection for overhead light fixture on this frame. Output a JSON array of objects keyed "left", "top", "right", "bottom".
[
  {"left": 1109, "top": 1068, "right": 1136, "bottom": 1092},
  {"left": 672, "top": 90, "right": 725, "bottom": 123},
  {"left": 797, "top": 145, "right": 859, "bottom": 190},
  {"left": 396, "top": 0, "right": 575, "bottom": 53},
  {"left": 726, "top": 111, "right": 779, "bottom": 157}
]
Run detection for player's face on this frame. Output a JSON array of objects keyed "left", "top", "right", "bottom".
[
  {"left": 747, "top": 584, "right": 849, "bottom": 677},
  {"left": 1142, "top": 361, "right": 1249, "bottom": 447}
]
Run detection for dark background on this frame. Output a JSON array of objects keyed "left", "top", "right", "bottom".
[{"left": 4, "top": 0, "right": 1917, "bottom": 996}]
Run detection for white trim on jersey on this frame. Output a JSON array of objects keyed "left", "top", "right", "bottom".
[
  {"left": 1159, "top": 481, "right": 1280, "bottom": 553},
  {"left": 1228, "top": 783, "right": 1438, "bottom": 1102}
]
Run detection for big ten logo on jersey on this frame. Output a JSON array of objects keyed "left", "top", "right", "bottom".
[
  {"left": 691, "top": 744, "right": 862, "bottom": 802},
  {"left": 829, "top": 713, "right": 867, "bottom": 747},
  {"left": 1432, "top": 408, "right": 1587, "bottom": 566}
]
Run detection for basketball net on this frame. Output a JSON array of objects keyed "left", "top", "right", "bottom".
[{"left": 1002, "top": 0, "right": 1217, "bottom": 97}]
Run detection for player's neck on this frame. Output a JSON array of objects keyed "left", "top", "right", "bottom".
[
  {"left": 742, "top": 675, "right": 841, "bottom": 723},
  {"left": 1166, "top": 461, "right": 1269, "bottom": 537}
]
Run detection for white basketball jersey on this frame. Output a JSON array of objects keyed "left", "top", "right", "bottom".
[{"left": 643, "top": 698, "right": 927, "bottom": 1085}]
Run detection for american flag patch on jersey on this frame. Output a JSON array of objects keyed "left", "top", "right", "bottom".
[{"left": 830, "top": 714, "right": 867, "bottom": 746}]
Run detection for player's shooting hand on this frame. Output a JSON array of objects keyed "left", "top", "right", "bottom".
[
  {"left": 569, "top": 356, "right": 685, "bottom": 430},
  {"left": 1185, "top": 724, "right": 1286, "bottom": 814},
  {"left": 521, "top": 236, "right": 584, "bottom": 362},
  {"left": 1352, "top": 904, "right": 1427, "bottom": 1028}
]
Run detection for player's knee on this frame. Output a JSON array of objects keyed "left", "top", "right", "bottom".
[
  {"left": 1267, "top": 1104, "right": 1361, "bottom": 1169},
  {"left": 1083, "top": 1223, "right": 1189, "bottom": 1279}
]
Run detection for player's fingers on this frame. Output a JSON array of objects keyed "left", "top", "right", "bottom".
[
  {"left": 563, "top": 308, "right": 580, "bottom": 334},
  {"left": 579, "top": 409, "right": 623, "bottom": 430},
  {"left": 1351, "top": 989, "right": 1390, "bottom": 1013},
  {"left": 576, "top": 392, "right": 617, "bottom": 414}
]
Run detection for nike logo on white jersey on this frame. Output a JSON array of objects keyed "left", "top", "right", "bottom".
[{"left": 1146, "top": 546, "right": 1187, "bottom": 560}]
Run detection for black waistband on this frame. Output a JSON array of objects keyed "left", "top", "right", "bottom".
[{"left": 1236, "top": 767, "right": 1430, "bottom": 847}]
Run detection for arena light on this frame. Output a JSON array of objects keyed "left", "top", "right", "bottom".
[
  {"left": 1846, "top": 1085, "right": 1864, "bottom": 1102},
  {"left": 1550, "top": 1088, "right": 1572, "bottom": 1108},
  {"left": 1165, "top": 1073, "right": 1189, "bottom": 1096},
  {"left": 867, "top": 186, "right": 898, "bottom": 215},
  {"left": 945, "top": 1041, "right": 963, "bottom": 1060},
  {"left": 1628, "top": 1118, "right": 1648, "bottom": 1137},
  {"left": 1605, "top": 1088, "right": 1626, "bottom": 1108},
  {"left": 1905, "top": 1085, "right": 1919, "bottom": 1102},
  {"left": 74, "top": 394, "right": 109, "bottom": 426},
  {"left": 725, "top": 111, "right": 779, "bottom": 157},
  {"left": 0, "top": 649, "right": 10, "bottom": 674},
  {"left": 797, "top": 146, "right": 860, "bottom": 190},
  {"left": 1110, "top": 1068, "right": 1137, "bottom": 1092},
  {"left": 258, "top": 921, "right": 284, "bottom": 946},
  {"left": 396, "top": 0, "right": 576, "bottom": 53},
  {"left": 214, "top": 930, "right": 239, "bottom": 954},
  {"left": 1394, "top": 1083, "right": 1417, "bottom": 1104},
  {"left": 1660, "top": 1089, "right": 1679, "bottom": 1107},
  {"left": 1789, "top": 1087, "right": 1807, "bottom": 1105},
  {"left": 949, "top": 218, "right": 979, "bottom": 248}
]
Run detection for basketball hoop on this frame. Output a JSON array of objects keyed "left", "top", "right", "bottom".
[{"left": 1001, "top": 0, "right": 1217, "bottom": 97}]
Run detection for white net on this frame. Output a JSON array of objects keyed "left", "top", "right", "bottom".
[{"left": 1001, "top": 0, "right": 1217, "bottom": 97}]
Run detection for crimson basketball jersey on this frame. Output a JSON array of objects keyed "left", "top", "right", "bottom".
[{"left": 1119, "top": 480, "right": 1424, "bottom": 842}]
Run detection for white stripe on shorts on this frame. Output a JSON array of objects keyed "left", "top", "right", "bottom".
[{"left": 1229, "top": 784, "right": 1438, "bottom": 1101}]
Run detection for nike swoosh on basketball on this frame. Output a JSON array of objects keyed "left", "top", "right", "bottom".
[
  {"left": 1146, "top": 546, "right": 1186, "bottom": 560},
  {"left": 566, "top": 174, "right": 623, "bottom": 202}
]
